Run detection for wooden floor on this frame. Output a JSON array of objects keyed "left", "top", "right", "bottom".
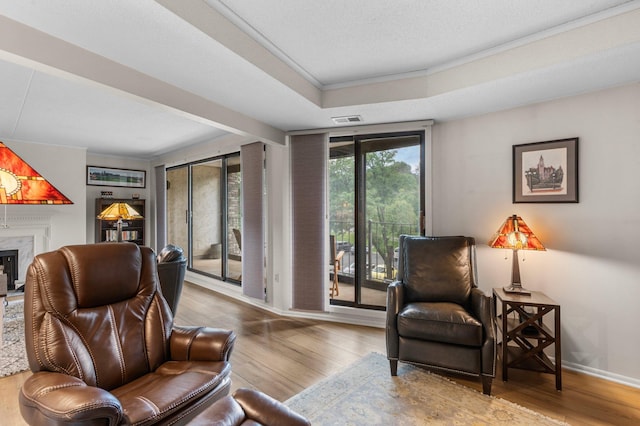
[{"left": 2, "top": 282, "right": 639, "bottom": 425}]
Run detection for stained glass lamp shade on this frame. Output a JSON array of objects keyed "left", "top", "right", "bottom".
[
  {"left": 0, "top": 142, "right": 73, "bottom": 227},
  {"left": 0, "top": 142, "right": 73, "bottom": 205},
  {"left": 488, "top": 214, "right": 545, "bottom": 295},
  {"left": 97, "top": 202, "right": 143, "bottom": 242}
]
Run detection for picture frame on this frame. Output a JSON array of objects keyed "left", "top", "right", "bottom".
[
  {"left": 513, "top": 138, "right": 578, "bottom": 203},
  {"left": 87, "top": 166, "right": 146, "bottom": 188}
]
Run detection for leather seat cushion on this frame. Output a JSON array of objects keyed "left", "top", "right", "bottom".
[
  {"left": 111, "top": 360, "right": 230, "bottom": 424},
  {"left": 398, "top": 302, "right": 483, "bottom": 347}
]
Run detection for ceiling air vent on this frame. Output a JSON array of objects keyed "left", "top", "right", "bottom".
[{"left": 331, "top": 115, "right": 363, "bottom": 125}]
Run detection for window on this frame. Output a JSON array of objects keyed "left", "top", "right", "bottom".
[
  {"left": 329, "top": 131, "right": 425, "bottom": 309},
  {"left": 166, "top": 153, "right": 241, "bottom": 283}
]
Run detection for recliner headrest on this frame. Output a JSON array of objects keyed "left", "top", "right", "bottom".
[
  {"left": 157, "top": 244, "right": 185, "bottom": 263},
  {"left": 60, "top": 243, "right": 142, "bottom": 308},
  {"left": 402, "top": 236, "right": 474, "bottom": 304}
]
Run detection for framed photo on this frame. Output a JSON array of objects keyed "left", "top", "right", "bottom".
[
  {"left": 87, "top": 166, "right": 146, "bottom": 188},
  {"left": 513, "top": 138, "right": 578, "bottom": 203}
]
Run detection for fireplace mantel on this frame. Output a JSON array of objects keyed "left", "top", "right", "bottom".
[{"left": 0, "top": 215, "right": 51, "bottom": 287}]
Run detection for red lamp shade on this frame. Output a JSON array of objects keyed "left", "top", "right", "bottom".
[
  {"left": 488, "top": 215, "right": 545, "bottom": 251},
  {"left": 489, "top": 215, "right": 545, "bottom": 295},
  {"left": 0, "top": 142, "right": 72, "bottom": 205}
]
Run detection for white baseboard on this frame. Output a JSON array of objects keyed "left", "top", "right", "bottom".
[{"left": 562, "top": 360, "right": 640, "bottom": 389}]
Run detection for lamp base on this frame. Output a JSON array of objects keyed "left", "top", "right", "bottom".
[{"left": 503, "top": 284, "right": 531, "bottom": 295}]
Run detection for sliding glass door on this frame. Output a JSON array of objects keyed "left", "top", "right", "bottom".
[
  {"left": 329, "top": 132, "right": 424, "bottom": 309},
  {"left": 191, "top": 159, "right": 223, "bottom": 277},
  {"left": 166, "top": 153, "right": 241, "bottom": 283}
]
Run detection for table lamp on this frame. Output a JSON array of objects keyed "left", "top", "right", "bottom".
[
  {"left": 97, "top": 202, "right": 143, "bottom": 242},
  {"left": 488, "top": 214, "right": 545, "bottom": 295}
]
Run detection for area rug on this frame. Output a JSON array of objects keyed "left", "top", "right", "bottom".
[
  {"left": 1, "top": 299, "right": 29, "bottom": 377},
  {"left": 285, "top": 352, "right": 568, "bottom": 425}
]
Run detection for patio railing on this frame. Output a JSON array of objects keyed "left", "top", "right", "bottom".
[{"left": 330, "top": 219, "right": 419, "bottom": 282}]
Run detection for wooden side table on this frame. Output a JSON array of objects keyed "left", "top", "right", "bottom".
[{"left": 493, "top": 288, "right": 562, "bottom": 390}]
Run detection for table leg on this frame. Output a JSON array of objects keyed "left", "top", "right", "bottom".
[
  {"left": 555, "top": 305, "right": 562, "bottom": 390},
  {"left": 501, "top": 300, "right": 508, "bottom": 382}
]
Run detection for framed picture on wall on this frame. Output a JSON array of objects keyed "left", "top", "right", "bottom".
[
  {"left": 87, "top": 166, "right": 146, "bottom": 188},
  {"left": 513, "top": 137, "right": 578, "bottom": 203}
]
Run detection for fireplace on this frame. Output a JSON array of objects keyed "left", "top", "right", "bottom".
[
  {"left": 0, "top": 215, "right": 51, "bottom": 291},
  {"left": 0, "top": 249, "right": 19, "bottom": 290}
]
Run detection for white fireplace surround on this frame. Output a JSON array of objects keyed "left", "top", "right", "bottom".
[{"left": 0, "top": 215, "right": 51, "bottom": 288}]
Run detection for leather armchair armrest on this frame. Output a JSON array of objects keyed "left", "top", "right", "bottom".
[
  {"left": 470, "top": 288, "right": 496, "bottom": 376},
  {"left": 386, "top": 281, "right": 405, "bottom": 359},
  {"left": 233, "top": 388, "right": 310, "bottom": 426},
  {"left": 19, "top": 372, "right": 123, "bottom": 425},
  {"left": 386, "top": 281, "right": 404, "bottom": 322},
  {"left": 170, "top": 325, "right": 237, "bottom": 362}
]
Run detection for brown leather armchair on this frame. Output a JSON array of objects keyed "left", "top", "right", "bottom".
[
  {"left": 386, "top": 235, "right": 496, "bottom": 394},
  {"left": 19, "top": 243, "right": 236, "bottom": 425}
]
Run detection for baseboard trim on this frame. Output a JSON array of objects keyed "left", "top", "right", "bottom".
[{"left": 562, "top": 360, "right": 640, "bottom": 389}]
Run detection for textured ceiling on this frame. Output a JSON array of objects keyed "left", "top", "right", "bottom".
[
  {"left": 0, "top": 0, "right": 638, "bottom": 157},
  {"left": 210, "top": 0, "right": 632, "bottom": 85}
]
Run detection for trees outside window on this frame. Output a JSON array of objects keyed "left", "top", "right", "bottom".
[{"left": 329, "top": 132, "right": 424, "bottom": 309}]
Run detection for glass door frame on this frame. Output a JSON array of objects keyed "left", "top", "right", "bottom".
[
  {"left": 330, "top": 130, "right": 425, "bottom": 310},
  {"left": 166, "top": 152, "right": 241, "bottom": 285}
]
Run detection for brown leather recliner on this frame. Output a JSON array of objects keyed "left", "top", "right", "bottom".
[
  {"left": 190, "top": 388, "right": 310, "bottom": 425},
  {"left": 386, "top": 235, "right": 496, "bottom": 394},
  {"left": 19, "top": 243, "right": 236, "bottom": 425}
]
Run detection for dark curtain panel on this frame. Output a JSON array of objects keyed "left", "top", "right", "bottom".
[
  {"left": 241, "top": 142, "right": 265, "bottom": 300},
  {"left": 291, "top": 133, "right": 327, "bottom": 311}
]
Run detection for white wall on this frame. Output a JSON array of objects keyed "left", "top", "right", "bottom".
[
  {"left": 432, "top": 82, "right": 640, "bottom": 386},
  {"left": 3, "top": 143, "right": 152, "bottom": 250},
  {"left": 6, "top": 140, "right": 86, "bottom": 249},
  {"left": 85, "top": 154, "right": 151, "bottom": 245}
]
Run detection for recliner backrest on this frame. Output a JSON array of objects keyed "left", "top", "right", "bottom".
[
  {"left": 24, "top": 243, "right": 173, "bottom": 391},
  {"left": 401, "top": 235, "right": 476, "bottom": 305},
  {"left": 157, "top": 244, "right": 185, "bottom": 263}
]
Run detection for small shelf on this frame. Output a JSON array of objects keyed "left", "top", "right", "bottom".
[
  {"left": 497, "top": 343, "right": 556, "bottom": 374},
  {"left": 496, "top": 315, "right": 553, "bottom": 339}
]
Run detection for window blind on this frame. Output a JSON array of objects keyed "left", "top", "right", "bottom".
[
  {"left": 241, "top": 142, "right": 265, "bottom": 300},
  {"left": 290, "top": 133, "right": 327, "bottom": 311}
]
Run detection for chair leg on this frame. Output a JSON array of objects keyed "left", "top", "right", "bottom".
[
  {"left": 329, "top": 270, "right": 339, "bottom": 298},
  {"left": 389, "top": 360, "right": 398, "bottom": 376},
  {"left": 481, "top": 376, "right": 492, "bottom": 395}
]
